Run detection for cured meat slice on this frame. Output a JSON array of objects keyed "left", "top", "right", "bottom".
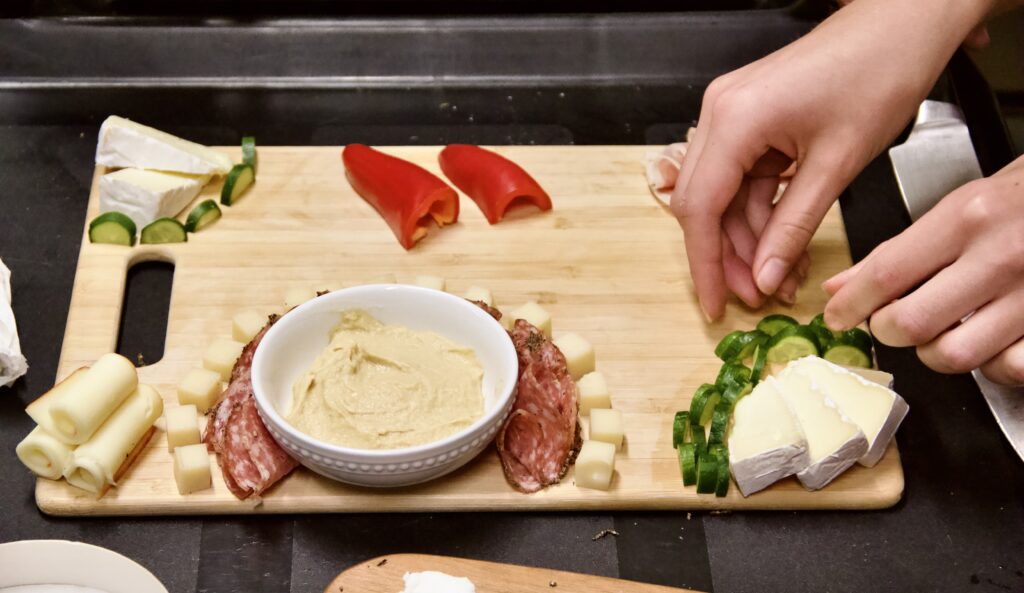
[
  {"left": 496, "top": 319, "right": 581, "bottom": 493},
  {"left": 467, "top": 299, "right": 502, "bottom": 322},
  {"left": 203, "top": 313, "right": 298, "bottom": 499}
]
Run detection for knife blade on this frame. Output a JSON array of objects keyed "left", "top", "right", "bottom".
[{"left": 888, "top": 99, "right": 1024, "bottom": 462}]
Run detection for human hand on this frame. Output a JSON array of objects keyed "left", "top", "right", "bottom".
[
  {"left": 671, "top": 0, "right": 995, "bottom": 321},
  {"left": 823, "top": 156, "right": 1024, "bottom": 386}
]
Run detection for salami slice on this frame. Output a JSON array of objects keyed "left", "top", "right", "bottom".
[
  {"left": 496, "top": 319, "right": 581, "bottom": 493},
  {"left": 203, "top": 313, "right": 298, "bottom": 499}
]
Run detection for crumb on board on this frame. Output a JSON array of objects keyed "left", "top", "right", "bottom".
[
  {"left": 377, "top": 558, "right": 388, "bottom": 567},
  {"left": 592, "top": 529, "right": 619, "bottom": 541}
]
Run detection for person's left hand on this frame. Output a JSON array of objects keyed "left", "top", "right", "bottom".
[{"left": 822, "top": 155, "right": 1024, "bottom": 386}]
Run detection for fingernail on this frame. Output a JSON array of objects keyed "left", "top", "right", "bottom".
[
  {"left": 756, "top": 258, "right": 788, "bottom": 294},
  {"left": 699, "top": 300, "right": 714, "bottom": 324},
  {"left": 823, "top": 310, "right": 845, "bottom": 331}
]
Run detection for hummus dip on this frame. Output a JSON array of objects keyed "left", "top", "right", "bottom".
[{"left": 286, "top": 309, "right": 485, "bottom": 450}]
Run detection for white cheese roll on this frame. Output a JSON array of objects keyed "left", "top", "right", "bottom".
[
  {"left": 48, "top": 353, "right": 139, "bottom": 445},
  {"left": 16, "top": 426, "right": 75, "bottom": 480},
  {"left": 25, "top": 367, "right": 89, "bottom": 444},
  {"left": 64, "top": 383, "right": 163, "bottom": 494}
]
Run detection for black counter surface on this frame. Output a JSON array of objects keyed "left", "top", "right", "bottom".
[{"left": 1, "top": 9, "right": 1023, "bottom": 593}]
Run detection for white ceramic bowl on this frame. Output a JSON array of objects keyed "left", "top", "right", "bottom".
[
  {"left": 0, "top": 540, "right": 168, "bottom": 593},
  {"left": 252, "top": 284, "right": 519, "bottom": 487}
]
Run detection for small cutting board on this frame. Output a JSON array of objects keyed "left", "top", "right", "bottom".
[
  {"left": 324, "top": 554, "right": 701, "bottom": 593},
  {"left": 36, "top": 146, "right": 904, "bottom": 515}
]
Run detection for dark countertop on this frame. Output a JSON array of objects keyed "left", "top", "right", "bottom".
[{"left": 1, "top": 10, "right": 1023, "bottom": 593}]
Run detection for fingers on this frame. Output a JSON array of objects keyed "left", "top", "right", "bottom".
[
  {"left": 963, "top": 24, "right": 991, "bottom": 50},
  {"left": 824, "top": 204, "right": 961, "bottom": 331},
  {"left": 722, "top": 235, "right": 767, "bottom": 309},
  {"left": 752, "top": 151, "right": 850, "bottom": 297},
  {"left": 917, "top": 288, "right": 1024, "bottom": 375},
  {"left": 869, "top": 259, "right": 1002, "bottom": 347},
  {"left": 980, "top": 339, "right": 1024, "bottom": 386},
  {"left": 745, "top": 176, "right": 807, "bottom": 305}
]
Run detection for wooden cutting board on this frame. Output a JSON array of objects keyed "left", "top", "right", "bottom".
[
  {"left": 36, "top": 146, "right": 903, "bottom": 515},
  {"left": 323, "top": 554, "right": 701, "bottom": 593}
]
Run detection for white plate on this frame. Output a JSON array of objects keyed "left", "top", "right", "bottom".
[{"left": 0, "top": 540, "right": 167, "bottom": 593}]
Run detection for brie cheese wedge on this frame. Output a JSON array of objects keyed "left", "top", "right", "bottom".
[
  {"left": 776, "top": 367, "right": 868, "bottom": 491},
  {"left": 728, "top": 376, "right": 810, "bottom": 496},
  {"left": 95, "top": 115, "right": 233, "bottom": 175},
  {"left": 787, "top": 357, "right": 908, "bottom": 467},
  {"left": 99, "top": 168, "right": 210, "bottom": 230}
]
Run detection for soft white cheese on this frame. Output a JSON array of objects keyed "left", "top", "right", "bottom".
[
  {"left": 99, "top": 168, "right": 210, "bottom": 230},
  {"left": 788, "top": 357, "right": 908, "bottom": 467},
  {"left": 400, "top": 571, "right": 475, "bottom": 593},
  {"left": 728, "top": 377, "right": 810, "bottom": 496},
  {"left": 95, "top": 115, "right": 233, "bottom": 175},
  {"left": 776, "top": 367, "right": 868, "bottom": 491}
]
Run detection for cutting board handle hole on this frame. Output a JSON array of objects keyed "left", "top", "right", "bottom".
[{"left": 115, "top": 260, "right": 174, "bottom": 368}]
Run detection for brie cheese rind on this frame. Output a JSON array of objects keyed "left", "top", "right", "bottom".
[
  {"left": 776, "top": 368, "right": 869, "bottom": 491},
  {"left": 64, "top": 383, "right": 163, "bottom": 494},
  {"left": 0, "top": 257, "right": 28, "bottom": 387},
  {"left": 99, "top": 168, "right": 210, "bottom": 231},
  {"left": 788, "top": 357, "right": 908, "bottom": 467},
  {"left": 95, "top": 115, "right": 232, "bottom": 175},
  {"left": 728, "top": 377, "right": 811, "bottom": 497}
]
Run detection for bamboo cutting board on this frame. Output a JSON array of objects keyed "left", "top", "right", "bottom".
[
  {"left": 324, "top": 554, "right": 702, "bottom": 593},
  {"left": 37, "top": 146, "right": 903, "bottom": 515}
]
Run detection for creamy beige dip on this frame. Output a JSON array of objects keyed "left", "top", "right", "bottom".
[{"left": 286, "top": 309, "right": 485, "bottom": 450}]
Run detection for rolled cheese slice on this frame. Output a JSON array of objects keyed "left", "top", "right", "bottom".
[
  {"left": 48, "top": 353, "right": 138, "bottom": 445},
  {"left": 64, "top": 383, "right": 163, "bottom": 494},
  {"left": 16, "top": 426, "right": 75, "bottom": 480},
  {"left": 25, "top": 367, "right": 90, "bottom": 444}
]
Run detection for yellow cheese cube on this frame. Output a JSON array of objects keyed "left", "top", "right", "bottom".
[
  {"left": 165, "top": 405, "right": 201, "bottom": 451},
  {"left": 414, "top": 275, "right": 446, "bottom": 291},
  {"left": 177, "top": 367, "right": 223, "bottom": 412},
  {"left": 554, "top": 333, "right": 595, "bottom": 380},
  {"left": 232, "top": 309, "right": 266, "bottom": 343},
  {"left": 589, "top": 408, "right": 624, "bottom": 451},
  {"left": 284, "top": 286, "right": 317, "bottom": 310},
  {"left": 172, "top": 443, "right": 212, "bottom": 495},
  {"left": 202, "top": 338, "right": 244, "bottom": 381},
  {"left": 508, "top": 301, "right": 552, "bottom": 337},
  {"left": 463, "top": 285, "right": 493, "bottom": 306},
  {"left": 577, "top": 371, "right": 611, "bottom": 414},
  {"left": 574, "top": 440, "right": 617, "bottom": 491}
]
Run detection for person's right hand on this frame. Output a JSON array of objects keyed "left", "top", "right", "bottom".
[{"left": 671, "top": 0, "right": 995, "bottom": 321}]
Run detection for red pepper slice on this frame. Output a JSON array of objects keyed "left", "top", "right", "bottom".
[
  {"left": 438, "top": 145, "right": 552, "bottom": 224},
  {"left": 342, "top": 144, "right": 459, "bottom": 250}
]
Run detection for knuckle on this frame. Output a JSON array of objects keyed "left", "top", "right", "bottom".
[
  {"left": 867, "top": 259, "right": 902, "bottom": 292},
  {"left": 958, "top": 183, "right": 998, "bottom": 231},
  {"left": 887, "top": 307, "right": 933, "bottom": 344},
  {"left": 710, "top": 86, "right": 756, "bottom": 121},
  {"left": 931, "top": 339, "right": 979, "bottom": 374}
]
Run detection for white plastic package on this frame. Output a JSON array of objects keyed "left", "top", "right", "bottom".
[{"left": 0, "top": 257, "right": 28, "bottom": 387}]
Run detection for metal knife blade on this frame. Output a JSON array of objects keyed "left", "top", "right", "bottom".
[{"left": 889, "top": 100, "right": 1024, "bottom": 462}]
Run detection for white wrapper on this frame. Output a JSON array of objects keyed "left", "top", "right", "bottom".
[{"left": 0, "top": 257, "right": 28, "bottom": 387}]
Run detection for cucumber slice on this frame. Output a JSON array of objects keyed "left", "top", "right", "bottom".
[
  {"left": 765, "top": 325, "right": 820, "bottom": 364},
  {"left": 140, "top": 218, "right": 188, "bottom": 244},
  {"left": 810, "top": 313, "right": 842, "bottom": 339},
  {"left": 184, "top": 199, "right": 222, "bottom": 232},
  {"left": 678, "top": 443, "right": 697, "bottom": 486},
  {"left": 756, "top": 314, "right": 799, "bottom": 337},
  {"left": 712, "top": 445, "right": 731, "bottom": 497},
  {"left": 824, "top": 328, "right": 874, "bottom": 367},
  {"left": 88, "top": 211, "right": 136, "bottom": 246},
  {"left": 716, "top": 362, "right": 751, "bottom": 391},
  {"left": 672, "top": 411, "right": 690, "bottom": 449},
  {"left": 807, "top": 324, "right": 835, "bottom": 352},
  {"left": 708, "top": 401, "right": 731, "bottom": 445},
  {"left": 689, "top": 384, "right": 721, "bottom": 427},
  {"left": 241, "top": 136, "right": 258, "bottom": 172},
  {"left": 722, "top": 381, "right": 752, "bottom": 409},
  {"left": 716, "top": 330, "right": 768, "bottom": 362},
  {"left": 750, "top": 344, "right": 768, "bottom": 385},
  {"left": 695, "top": 450, "right": 718, "bottom": 494},
  {"left": 692, "top": 424, "right": 707, "bottom": 455},
  {"left": 221, "top": 163, "right": 255, "bottom": 206}
]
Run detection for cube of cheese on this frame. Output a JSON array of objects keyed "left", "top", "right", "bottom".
[
  {"left": 414, "top": 275, "right": 446, "bottom": 291},
  {"left": 177, "top": 367, "right": 223, "bottom": 412},
  {"left": 99, "top": 168, "right": 210, "bottom": 231},
  {"left": 232, "top": 309, "right": 266, "bottom": 343},
  {"left": 463, "top": 285, "right": 493, "bottom": 306},
  {"left": 574, "top": 440, "right": 617, "bottom": 491},
  {"left": 577, "top": 371, "right": 611, "bottom": 414},
  {"left": 589, "top": 408, "right": 624, "bottom": 451},
  {"left": 284, "top": 286, "right": 317, "bottom": 310},
  {"left": 165, "top": 405, "right": 201, "bottom": 451},
  {"left": 553, "top": 333, "right": 595, "bottom": 380},
  {"left": 508, "top": 301, "right": 552, "bottom": 337},
  {"left": 202, "top": 339, "right": 244, "bottom": 381},
  {"left": 172, "top": 443, "right": 212, "bottom": 495}
]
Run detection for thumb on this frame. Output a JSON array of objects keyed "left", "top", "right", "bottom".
[{"left": 753, "top": 152, "right": 851, "bottom": 295}]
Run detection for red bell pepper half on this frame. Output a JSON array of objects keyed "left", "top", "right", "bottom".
[
  {"left": 438, "top": 145, "right": 552, "bottom": 224},
  {"left": 342, "top": 144, "right": 459, "bottom": 250}
]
